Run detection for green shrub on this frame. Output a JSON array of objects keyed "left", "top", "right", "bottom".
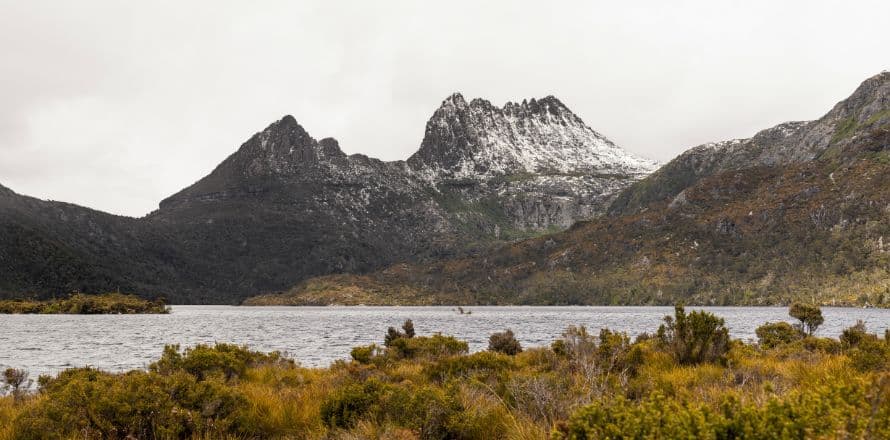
[
  {"left": 798, "top": 336, "right": 842, "bottom": 354},
  {"left": 789, "top": 303, "right": 824, "bottom": 336},
  {"left": 555, "top": 393, "right": 717, "bottom": 439},
  {"left": 425, "top": 351, "right": 514, "bottom": 382},
  {"left": 657, "top": 305, "right": 730, "bottom": 365},
  {"left": 848, "top": 338, "right": 890, "bottom": 372},
  {"left": 150, "top": 343, "right": 290, "bottom": 381},
  {"left": 488, "top": 329, "right": 522, "bottom": 355},
  {"left": 840, "top": 320, "right": 870, "bottom": 348},
  {"left": 384, "top": 385, "right": 461, "bottom": 438},
  {"left": 755, "top": 321, "right": 802, "bottom": 348},
  {"left": 387, "top": 334, "right": 468, "bottom": 360},
  {"left": 558, "top": 380, "right": 890, "bottom": 439},
  {"left": 13, "top": 368, "right": 247, "bottom": 439},
  {"left": 350, "top": 344, "right": 382, "bottom": 364},
  {"left": 320, "top": 379, "right": 389, "bottom": 429}
]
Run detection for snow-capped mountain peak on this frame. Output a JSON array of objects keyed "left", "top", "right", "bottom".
[{"left": 407, "top": 93, "right": 657, "bottom": 179}]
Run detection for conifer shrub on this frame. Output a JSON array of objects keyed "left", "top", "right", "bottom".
[
  {"left": 657, "top": 305, "right": 730, "bottom": 365},
  {"left": 488, "top": 329, "right": 522, "bottom": 355}
]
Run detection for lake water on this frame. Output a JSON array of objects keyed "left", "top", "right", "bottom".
[{"left": 2, "top": 306, "right": 890, "bottom": 378}]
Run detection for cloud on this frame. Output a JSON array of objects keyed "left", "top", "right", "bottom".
[{"left": 0, "top": 0, "right": 888, "bottom": 216}]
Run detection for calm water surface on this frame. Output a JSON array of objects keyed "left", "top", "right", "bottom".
[{"left": 2, "top": 306, "right": 889, "bottom": 378}]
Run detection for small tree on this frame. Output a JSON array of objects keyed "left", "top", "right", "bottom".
[
  {"left": 789, "top": 303, "right": 824, "bottom": 336},
  {"left": 3, "top": 368, "right": 31, "bottom": 403},
  {"left": 657, "top": 305, "right": 730, "bottom": 365},
  {"left": 489, "top": 329, "right": 522, "bottom": 355}
]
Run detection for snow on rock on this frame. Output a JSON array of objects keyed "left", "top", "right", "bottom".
[{"left": 407, "top": 93, "right": 657, "bottom": 179}]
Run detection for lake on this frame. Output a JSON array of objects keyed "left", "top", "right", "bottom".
[{"left": 2, "top": 306, "right": 889, "bottom": 378}]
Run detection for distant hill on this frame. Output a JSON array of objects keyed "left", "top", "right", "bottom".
[{"left": 250, "top": 72, "right": 890, "bottom": 306}]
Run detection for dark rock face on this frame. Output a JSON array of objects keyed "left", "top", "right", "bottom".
[
  {"left": 609, "top": 72, "right": 890, "bottom": 216},
  {"left": 1, "top": 94, "right": 651, "bottom": 303}
]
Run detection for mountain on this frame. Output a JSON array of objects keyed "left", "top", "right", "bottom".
[
  {"left": 249, "top": 72, "right": 890, "bottom": 307},
  {"left": 0, "top": 185, "right": 174, "bottom": 298},
  {"left": 609, "top": 71, "right": 890, "bottom": 216},
  {"left": 409, "top": 94, "right": 656, "bottom": 230},
  {"left": 0, "top": 94, "right": 652, "bottom": 303}
]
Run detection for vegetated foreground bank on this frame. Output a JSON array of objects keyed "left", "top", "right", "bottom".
[
  {"left": 2, "top": 305, "right": 890, "bottom": 439},
  {"left": 0, "top": 293, "right": 168, "bottom": 314}
]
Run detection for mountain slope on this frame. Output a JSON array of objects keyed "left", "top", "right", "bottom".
[
  {"left": 609, "top": 72, "right": 890, "bottom": 216},
  {"left": 250, "top": 72, "right": 890, "bottom": 306},
  {"left": 0, "top": 186, "right": 180, "bottom": 298}
]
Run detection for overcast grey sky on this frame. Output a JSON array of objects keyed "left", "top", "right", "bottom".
[{"left": 1, "top": 0, "right": 888, "bottom": 217}]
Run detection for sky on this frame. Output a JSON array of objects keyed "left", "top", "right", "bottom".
[{"left": 1, "top": 1, "right": 888, "bottom": 217}]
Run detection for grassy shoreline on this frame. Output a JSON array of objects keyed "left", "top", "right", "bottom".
[
  {"left": 0, "top": 293, "right": 169, "bottom": 314},
  {"left": 1, "top": 305, "right": 889, "bottom": 439}
]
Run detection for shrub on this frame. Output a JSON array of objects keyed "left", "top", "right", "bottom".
[
  {"left": 384, "top": 319, "right": 417, "bottom": 346},
  {"left": 384, "top": 385, "right": 461, "bottom": 438},
  {"left": 838, "top": 321, "right": 890, "bottom": 371},
  {"left": 2, "top": 369, "right": 30, "bottom": 403},
  {"left": 840, "top": 320, "right": 870, "bottom": 348},
  {"left": 555, "top": 393, "right": 717, "bottom": 439},
  {"left": 150, "top": 343, "right": 290, "bottom": 381},
  {"left": 488, "top": 329, "right": 522, "bottom": 355},
  {"left": 789, "top": 303, "right": 824, "bottom": 336},
  {"left": 557, "top": 380, "right": 890, "bottom": 439},
  {"left": 387, "top": 334, "right": 468, "bottom": 360},
  {"left": 350, "top": 344, "right": 383, "bottom": 364},
  {"left": 755, "top": 321, "right": 802, "bottom": 348},
  {"left": 425, "top": 351, "right": 514, "bottom": 382},
  {"left": 848, "top": 337, "right": 890, "bottom": 372},
  {"left": 13, "top": 368, "right": 248, "bottom": 439},
  {"left": 596, "top": 329, "right": 642, "bottom": 375},
  {"left": 551, "top": 325, "right": 596, "bottom": 359},
  {"left": 798, "top": 336, "right": 842, "bottom": 354},
  {"left": 657, "top": 305, "right": 729, "bottom": 365},
  {"left": 320, "top": 379, "right": 389, "bottom": 429}
]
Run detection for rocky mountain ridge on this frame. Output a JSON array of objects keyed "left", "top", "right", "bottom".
[
  {"left": 610, "top": 71, "right": 890, "bottom": 216},
  {"left": 0, "top": 92, "right": 651, "bottom": 302},
  {"left": 251, "top": 72, "right": 890, "bottom": 307}
]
